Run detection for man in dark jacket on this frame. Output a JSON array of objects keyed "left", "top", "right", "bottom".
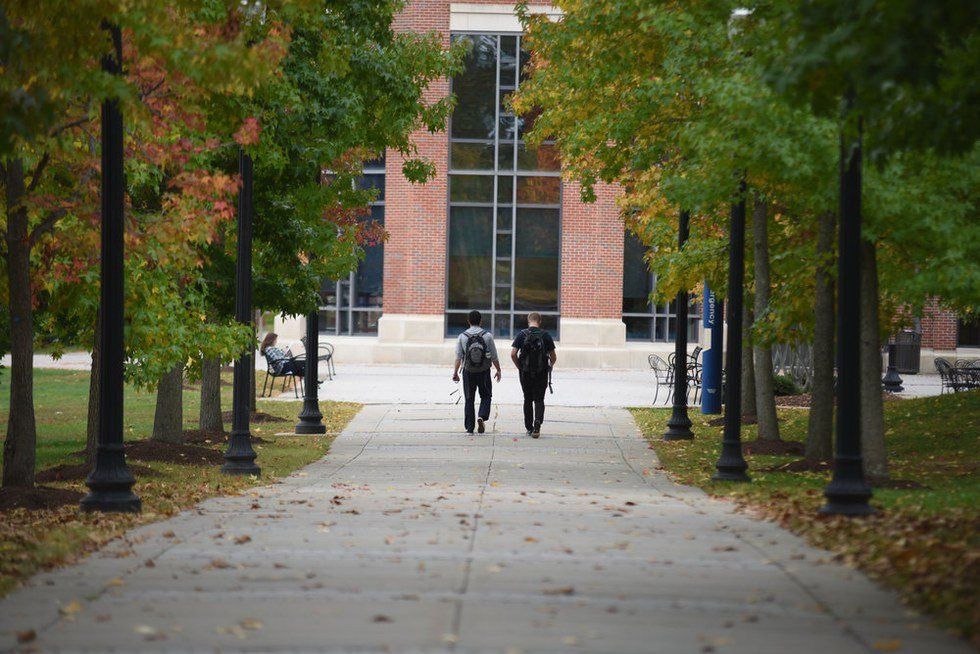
[{"left": 510, "top": 312, "right": 557, "bottom": 438}]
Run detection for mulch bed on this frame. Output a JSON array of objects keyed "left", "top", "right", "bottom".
[
  {"left": 759, "top": 458, "right": 833, "bottom": 473},
  {"left": 708, "top": 414, "right": 758, "bottom": 426},
  {"left": 125, "top": 440, "right": 225, "bottom": 466},
  {"left": 221, "top": 410, "right": 288, "bottom": 424},
  {"left": 775, "top": 392, "right": 906, "bottom": 408},
  {"left": 35, "top": 463, "right": 158, "bottom": 483},
  {"left": 181, "top": 429, "right": 270, "bottom": 446},
  {"left": 742, "top": 439, "right": 806, "bottom": 456},
  {"left": 0, "top": 486, "right": 84, "bottom": 511}
]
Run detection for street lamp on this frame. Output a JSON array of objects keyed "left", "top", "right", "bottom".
[
  {"left": 296, "top": 311, "right": 326, "bottom": 434},
  {"left": 881, "top": 340, "right": 904, "bottom": 393},
  {"left": 820, "top": 106, "right": 873, "bottom": 515},
  {"left": 713, "top": 184, "right": 750, "bottom": 482},
  {"left": 81, "top": 23, "right": 141, "bottom": 513},
  {"left": 664, "top": 210, "right": 694, "bottom": 440},
  {"left": 223, "top": 148, "right": 261, "bottom": 476}
]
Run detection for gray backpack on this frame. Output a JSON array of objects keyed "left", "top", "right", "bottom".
[{"left": 463, "top": 330, "right": 490, "bottom": 372}]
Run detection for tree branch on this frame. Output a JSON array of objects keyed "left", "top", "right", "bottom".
[
  {"left": 28, "top": 208, "right": 68, "bottom": 248},
  {"left": 26, "top": 152, "right": 50, "bottom": 194}
]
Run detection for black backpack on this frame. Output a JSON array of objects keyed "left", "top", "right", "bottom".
[
  {"left": 519, "top": 328, "right": 548, "bottom": 375},
  {"left": 463, "top": 330, "right": 490, "bottom": 372}
]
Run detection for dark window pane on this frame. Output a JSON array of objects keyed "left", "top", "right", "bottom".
[
  {"left": 352, "top": 311, "right": 381, "bottom": 335},
  {"left": 495, "top": 259, "right": 511, "bottom": 285},
  {"left": 519, "top": 42, "right": 532, "bottom": 84},
  {"left": 354, "top": 244, "right": 383, "bottom": 308},
  {"left": 655, "top": 317, "right": 668, "bottom": 341},
  {"left": 623, "top": 232, "right": 652, "bottom": 313},
  {"left": 495, "top": 287, "right": 511, "bottom": 310},
  {"left": 320, "top": 279, "right": 338, "bottom": 306},
  {"left": 451, "top": 35, "right": 497, "bottom": 139},
  {"left": 516, "top": 176, "right": 560, "bottom": 205},
  {"left": 446, "top": 313, "right": 470, "bottom": 336},
  {"left": 356, "top": 174, "right": 385, "bottom": 200},
  {"left": 448, "top": 206, "right": 493, "bottom": 310},
  {"left": 496, "top": 233, "right": 511, "bottom": 256},
  {"left": 451, "top": 141, "right": 495, "bottom": 170},
  {"left": 496, "top": 206, "right": 513, "bottom": 230},
  {"left": 959, "top": 317, "right": 980, "bottom": 346},
  {"left": 318, "top": 310, "right": 338, "bottom": 335},
  {"left": 449, "top": 174, "right": 494, "bottom": 203},
  {"left": 363, "top": 156, "right": 385, "bottom": 169},
  {"left": 499, "top": 114, "right": 518, "bottom": 141},
  {"left": 500, "top": 35, "right": 517, "bottom": 86},
  {"left": 514, "top": 313, "right": 558, "bottom": 338},
  {"left": 514, "top": 208, "right": 559, "bottom": 311},
  {"left": 498, "top": 143, "right": 515, "bottom": 170},
  {"left": 517, "top": 142, "right": 560, "bottom": 172},
  {"left": 624, "top": 317, "right": 651, "bottom": 341},
  {"left": 497, "top": 177, "right": 513, "bottom": 203},
  {"left": 494, "top": 313, "right": 512, "bottom": 339}
]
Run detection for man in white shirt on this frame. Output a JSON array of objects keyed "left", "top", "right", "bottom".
[{"left": 452, "top": 310, "right": 502, "bottom": 434}]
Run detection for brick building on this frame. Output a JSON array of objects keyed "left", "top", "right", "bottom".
[{"left": 276, "top": 1, "right": 979, "bottom": 370}]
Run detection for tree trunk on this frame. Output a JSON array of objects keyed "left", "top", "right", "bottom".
[
  {"left": 752, "top": 196, "right": 781, "bottom": 441},
  {"left": 806, "top": 212, "right": 836, "bottom": 462},
  {"left": 2, "top": 158, "right": 37, "bottom": 488},
  {"left": 860, "top": 239, "right": 888, "bottom": 479},
  {"left": 741, "top": 302, "right": 757, "bottom": 418},
  {"left": 151, "top": 366, "right": 184, "bottom": 444},
  {"left": 199, "top": 356, "right": 224, "bottom": 433},
  {"left": 85, "top": 311, "right": 101, "bottom": 466}
]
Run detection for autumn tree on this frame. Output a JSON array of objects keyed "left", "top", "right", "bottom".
[
  {"left": 193, "top": 0, "right": 461, "bottom": 429},
  {"left": 1, "top": 2, "right": 286, "bottom": 487}
]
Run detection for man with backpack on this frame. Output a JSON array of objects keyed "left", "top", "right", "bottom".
[
  {"left": 452, "top": 310, "right": 502, "bottom": 434},
  {"left": 510, "top": 312, "right": 557, "bottom": 438}
]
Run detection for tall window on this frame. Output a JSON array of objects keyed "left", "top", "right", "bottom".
[
  {"left": 446, "top": 33, "right": 561, "bottom": 338},
  {"left": 623, "top": 232, "right": 700, "bottom": 342},
  {"left": 959, "top": 316, "right": 980, "bottom": 347},
  {"left": 319, "top": 159, "right": 384, "bottom": 335}
]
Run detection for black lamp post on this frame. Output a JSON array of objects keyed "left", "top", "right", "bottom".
[
  {"left": 223, "top": 148, "right": 261, "bottom": 476},
  {"left": 713, "top": 184, "right": 750, "bottom": 482},
  {"left": 81, "top": 24, "right": 141, "bottom": 513},
  {"left": 881, "top": 341, "right": 904, "bottom": 393},
  {"left": 821, "top": 109, "right": 873, "bottom": 515},
  {"left": 664, "top": 210, "right": 694, "bottom": 440},
  {"left": 296, "top": 311, "right": 326, "bottom": 434}
]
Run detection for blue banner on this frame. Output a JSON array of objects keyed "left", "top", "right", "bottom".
[{"left": 701, "top": 284, "right": 723, "bottom": 414}]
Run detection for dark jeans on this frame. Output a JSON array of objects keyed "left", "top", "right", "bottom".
[
  {"left": 519, "top": 371, "right": 549, "bottom": 431},
  {"left": 462, "top": 368, "right": 492, "bottom": 432}
]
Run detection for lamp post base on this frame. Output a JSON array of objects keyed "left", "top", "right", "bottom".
[
  {"left": 711, "top": 467, "right": 751, "bottom": 483},
  {"left": 222, "top": 432, "right": 261, "bottom": 476},
  {"left": 81, "top": 444, "right": 141, "bottom": 513},
  {"left": 882, "top": 366, "right": 903, "bottom": 393},
  {"left": 296, "top": 403, "right": 326, "bottom": 435},
  {"left": 663, "top": 412, "right": 694, "bottom": 441},
  {"left": 820, "top": 461, "right": 874, "bottom": 515}
]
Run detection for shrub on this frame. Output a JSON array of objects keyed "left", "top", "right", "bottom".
[{"left": 772, "top": 374, "right": 802, "bottom": 396}]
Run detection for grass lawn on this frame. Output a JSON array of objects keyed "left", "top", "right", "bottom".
[
  {"left": 0, "top": 367, "right": 360, "bottom": 596},
  {"left": 631, "top": 391, "right": 980, "bottom": 644}
]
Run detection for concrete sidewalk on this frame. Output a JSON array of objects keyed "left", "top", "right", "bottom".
[{"left": 0, "top": 404, "right": 968, "bottom": 653}]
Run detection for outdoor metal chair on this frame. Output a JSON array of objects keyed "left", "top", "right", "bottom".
[
  {"left": 648, "top": 354, "right": 673, "bottom": 405},
  {"left": 935, "top": 358, "right": 969, "bottom": 394},
  {"left": 261, "top": 351, "right": 306, "bottom": 398},
  {"left": 301, "top": 337, "right": 337, "bottom": 380}
]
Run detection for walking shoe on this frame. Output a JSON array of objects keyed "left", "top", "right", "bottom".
[
  {"left": 532, "top": 422, "right": 541, "bottom": 438},
  {"left": 526, "top": 429, "right": 533, "bottom": 437},
  {"left": 466, "top": 429, "right": 474, "bottom": 435},
  {"left": 477, "top": 418, "right": 485, "bottom": 434}
]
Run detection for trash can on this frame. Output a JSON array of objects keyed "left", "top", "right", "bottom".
[{"left": 893, "top": 329, "right": 921, "bottom": 374}]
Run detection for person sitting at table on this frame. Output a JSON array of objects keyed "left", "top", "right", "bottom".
[{"left": 259, "top": 332, "right": 304, "bottom": 376}]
